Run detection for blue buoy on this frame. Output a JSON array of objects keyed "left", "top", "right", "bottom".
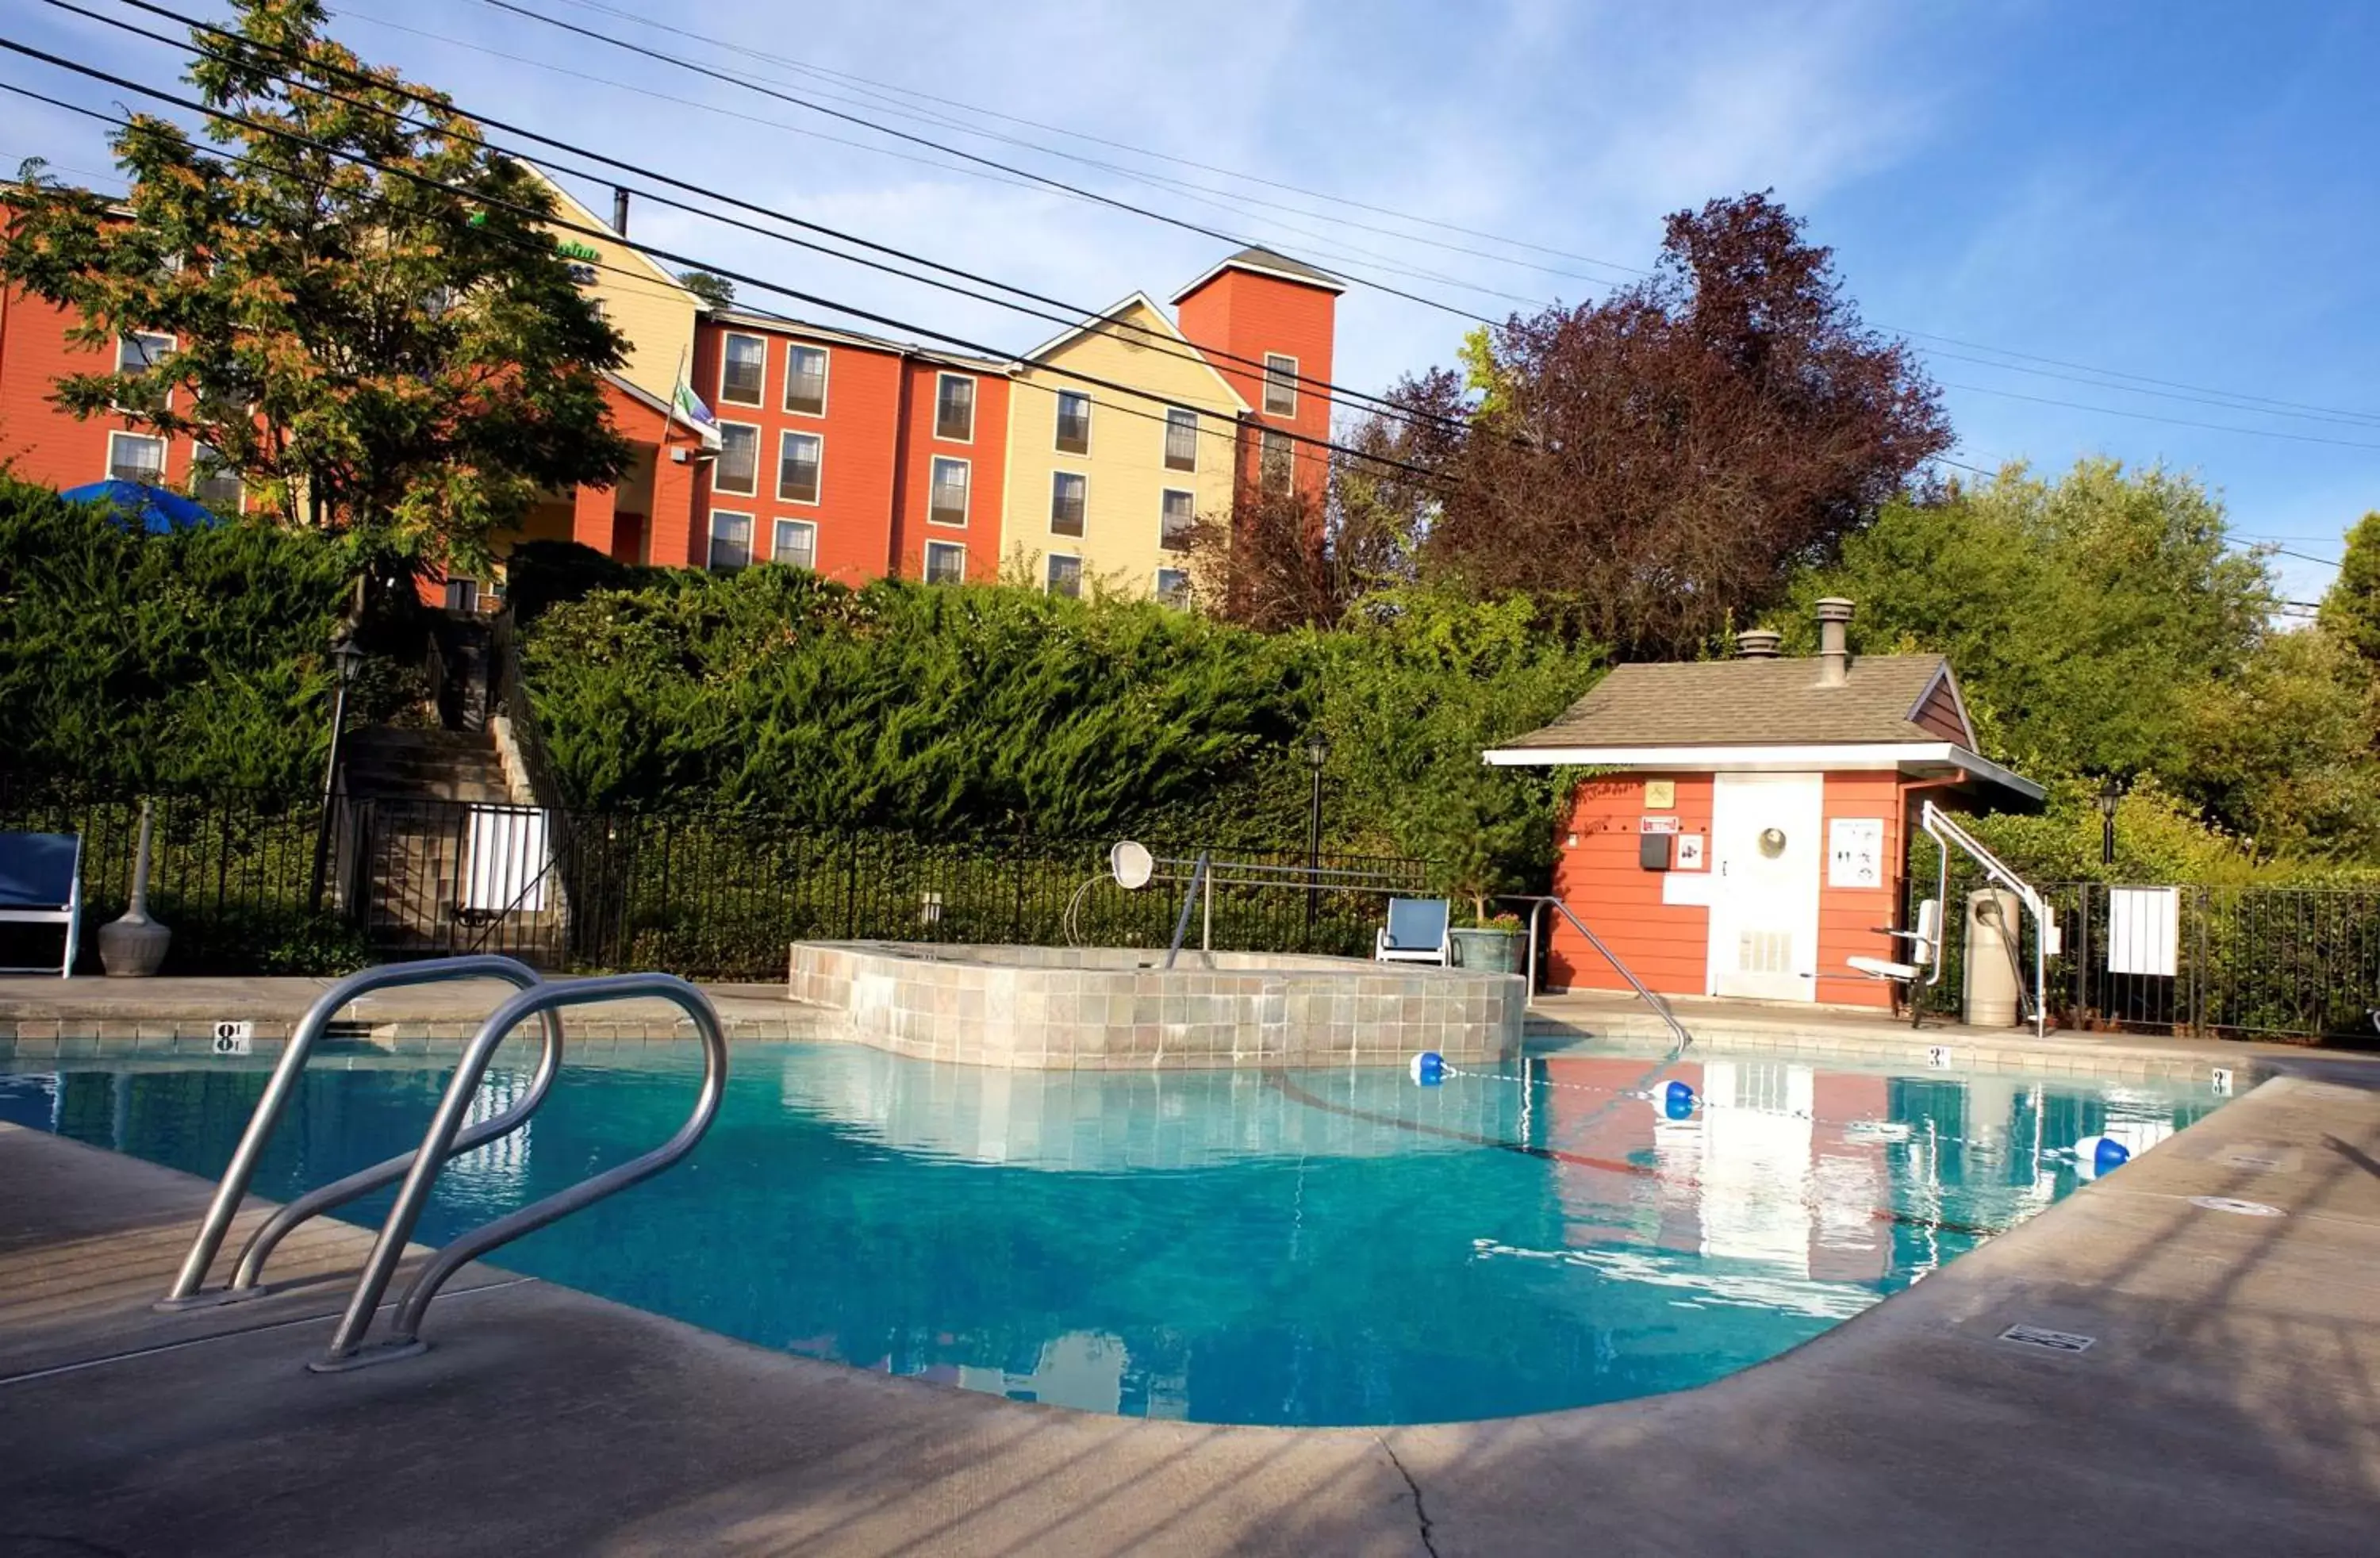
[
  {"left": 1410, "top": 1050, "right": 1445, "bottom": 1087},
  {"left": 1662, "top": 1080, "right": 1697, "bottom": 1120},
  {"left": 2072, "top": 1134, "right": 2131, "bottom": 1178}
]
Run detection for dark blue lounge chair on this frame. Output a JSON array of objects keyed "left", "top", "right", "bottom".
[{"left": 0, "top": 832, "right": 84, "bottom": 977}]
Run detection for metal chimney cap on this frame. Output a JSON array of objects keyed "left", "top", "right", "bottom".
[
  {"left": 1736, "top": 628, "right": 1783, "bottom": 659},
  {"left": 1815, "top": 597, "right": 1855, "bottom": 622}
]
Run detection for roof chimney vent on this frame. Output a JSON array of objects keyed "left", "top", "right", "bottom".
[
  {"left": 1736, "top": 628, "right": 1783, "bottom": 659},
  {"left": 611, "top": 187, "right": 630, "bottom": 235},
  {"left": 1815, "top": 598, "right": 1854, "bottom": 688}
]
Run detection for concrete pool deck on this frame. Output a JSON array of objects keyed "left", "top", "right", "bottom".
[{"left": 3, "top": 1056, "right": 2378, "bottom": 1551}]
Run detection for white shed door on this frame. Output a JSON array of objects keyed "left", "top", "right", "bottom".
[{"left": 1707, "top": 773, "right": 1824, "bottom": 1001}]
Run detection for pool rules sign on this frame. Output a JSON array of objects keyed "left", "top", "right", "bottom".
[{"left": 1829, "top": 818, "right": 1885, "bottom": 888}]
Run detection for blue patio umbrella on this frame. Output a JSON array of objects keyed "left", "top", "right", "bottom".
[{"left": 60, "top": 479, "right": 225, "bottom": 534}]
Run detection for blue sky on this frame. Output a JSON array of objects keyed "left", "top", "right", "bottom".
[{"left": 9, "top": 0, "right": 2375, "bottom": 604}]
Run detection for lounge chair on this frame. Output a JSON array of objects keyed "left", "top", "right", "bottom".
[
  {"left": 1375, "top": 897, "right": 1452, "bottom": 966},
  {"left": 1848, "top": 898, "right": 1944, "bottom": 1028},
  {"left": 0, "top": 832, "right": 84, "bottom": 977}
]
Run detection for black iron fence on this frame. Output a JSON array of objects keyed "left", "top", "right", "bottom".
[
  {"left": 5, "top": 784, "right": 1428, "bottom": 981},
  {"left": 1906, "top": 872, "right": 2380, "bottom": 1043}
]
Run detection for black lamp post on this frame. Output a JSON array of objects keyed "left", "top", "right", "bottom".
[
  {"left": 2097, "top": 776, "right": 2123, "bottom": 868},
  {"left": 308, "top": 634, "right": 367, "bottom": 912},
  {"left": 1303, "top": 731, "right": 1329, "bottom": 940}
]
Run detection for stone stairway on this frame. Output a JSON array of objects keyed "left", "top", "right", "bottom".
[{"left": 338, "top": 727, "right": 563, "bottom": 961}]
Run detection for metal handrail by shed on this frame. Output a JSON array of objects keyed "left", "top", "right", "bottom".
[
  {"left": 1503, "top": 894, "right": 1695, "bottom": 1058},
  {"left": 158, "top": 956, "right": 562, "bottom": 1310},
  {"left": 313, "top": 973, "right": 727, "bottom": 1369}
]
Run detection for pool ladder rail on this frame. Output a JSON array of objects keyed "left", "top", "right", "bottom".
[
  {"left": 154, "top": 956, "right": 729, "bottom": 1372},
  {"left": 1502, "top": 894, "right": 1695, "bottom": 1058}
]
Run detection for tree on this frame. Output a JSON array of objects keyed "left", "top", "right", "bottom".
[
  {"left": 1425, "top": 191, "right": 1951, "bottom": 657},
  {"left": 2320, "top": 511, "right": 2380, "bottom": 670},
  {"left": 676, "top": 271, "right": 737, "bottom": 311},
  {"left": 0, "top": 0, "right": 630, "bottom": 570}
]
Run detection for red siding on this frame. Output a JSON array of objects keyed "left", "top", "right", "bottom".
[
  {"left": 892, "top": 361, "right": 1008, "bottom": 583},
  {"left": 0, "top": 286, "right": 209, "bottom": 498},
  {"left": 1912, "top": 678, "right": 1969, "bottom": 743},
  {"left": 1175, "top": 267, "right": 1336, "bottom": 508},
  {"left": 1547, "top": 768, "right": 1909, "bottom": 1010}
]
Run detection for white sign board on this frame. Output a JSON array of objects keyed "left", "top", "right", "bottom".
[
  {"left": 2106, "top": 887, "right": 2179, "bottom": 977},
  {"left": 465, "top": 807, "right": 552, "bottom": 913},
  {"left": 211, "top": 1020, "right": 252, "bottom": 1056},
  {"left": 1828, "top": 818, "right": 1886, "bottom": 888},
  {"left": 1674, "top": 834, "right": 1706, "bottom": 870}
]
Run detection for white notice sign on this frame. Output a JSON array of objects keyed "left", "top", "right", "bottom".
[
  {"left": 2107, "top": 887, "right": 2180, "bottom": 977},
  {"left": 1828, "top": 818, "right": 1885, "bottom": 888},
  {"left": 1674, "top": 834, "right": 1706, "bottom": 870}
]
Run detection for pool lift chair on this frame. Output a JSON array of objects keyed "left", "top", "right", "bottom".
[
  {"left": 1847, "top": 897, "right": 1944, "bottom": 1030},
  {"left": 1847, "top": 800, "right": 2059, "bottom": 1038}
]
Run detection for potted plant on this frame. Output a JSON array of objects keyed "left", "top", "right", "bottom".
[{"left": 1404, "top": 770, "right": 1537, "bottom": 975}]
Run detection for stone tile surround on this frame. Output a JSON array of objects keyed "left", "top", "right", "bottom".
[{"left": 786, "top": 942, "right": 1525, "bottom": 1070}]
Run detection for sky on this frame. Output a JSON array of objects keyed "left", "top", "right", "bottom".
[{"left": 7, "top": 0, "right": 2377, "bottom": 606}]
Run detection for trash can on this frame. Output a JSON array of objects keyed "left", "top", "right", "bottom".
[{"left": 1963, "top": 888, "right": 2022, "bottom": 1027}]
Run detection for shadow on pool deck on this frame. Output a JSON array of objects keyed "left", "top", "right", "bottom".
[{"left": 2, "top": 1073, "right": 2378, "bottom": 1555}]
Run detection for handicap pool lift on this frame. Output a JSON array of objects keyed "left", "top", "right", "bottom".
[{"left": 1847, "top": 800, "right": 2059, "bottom": 1038}]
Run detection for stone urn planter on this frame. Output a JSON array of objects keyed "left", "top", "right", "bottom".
[
  {"left": 1449, "top": 926, "right": 1522, "bottom": 974},
  {"left": 98, "top": 799, "right": 171, "bottom": 977}
]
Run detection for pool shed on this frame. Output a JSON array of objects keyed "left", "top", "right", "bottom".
[{"left": 1483, "top": 600, "right": 2043, "bottom": 1008}]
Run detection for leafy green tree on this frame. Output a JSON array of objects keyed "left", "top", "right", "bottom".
[
  {"left": 676, "top": 271, "right": 737, "bottom": 310},
  {"left": 2320, "top": 511, "right": 2380, "bottom": 670},
  {"left": 0, "top": 0, "right": 629, "bottom": 570}
]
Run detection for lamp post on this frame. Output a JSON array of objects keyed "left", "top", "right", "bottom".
[
  {"left": 1303, "top": 731, "right": 1329, "bottom": 942},
  {"left": 308, "top": 634, "right": 367, "bottom": 913},
  {"left": 2097, "top": 776, "right": 2123, "bottom": 869}
]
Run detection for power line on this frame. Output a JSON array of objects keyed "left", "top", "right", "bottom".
[
  {"left": 1919, "top": 346, "right": 2380, "bottom": 432},
  {"left": 1937, "top": 381, "right": 2380, "bottom": 453},
  {"left": 475, "top": 0, "right": 1503, "bottom": 328},
  {"left": 63, "top": 0, "right": 1468, "bottom": 440},
  {"left": 482, "top": 0, "right": 2380, "bottom": 436},
  {"left": 0, "top": 48, "right": 1449, "bottom": 486}
]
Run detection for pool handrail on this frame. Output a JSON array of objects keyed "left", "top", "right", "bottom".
[
  {"left": 158, "top": 955, "right": 561, "bottom": 1308},
  {"left": 1502, "top": 894, "right": 1695, "bottom": 1058},
  {"left": 313, "top": 972, "right": 728, "bottom": 1369}
]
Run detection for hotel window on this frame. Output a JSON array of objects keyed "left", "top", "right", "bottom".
[
  {"left": 928, "top": 457, "right": 969, "bottom": 526},
  {"left": 1154, "top": 567, "right": 1189, "bottom": 607},
  {"left": 1160, "top": 488, "right": 1196, "bottom": 551},
  {"left": 773, "top": 518, "right": 818, "bottom": 572},
  {"left": 1046, "top": 554, "right": 1082, "bottom": 598},
  {"left": 1054, "top": 390, "right": 1092, "bottom": 455},
  {"left": 777, "top": 430, "right": 823, "bottom": 505},
  {"left": 1262, "top": 353, "right": 1298, "bottom": 416},
  {"left": 923, "top": 540, "right": 966, "bottom": 585},
  {"left": 707, "top": 511, "right": 752, "bottom": 572},
  {"left": 934, "top": 373, "right": 976, "bottom": 441},
  {"left": 1260, "top": 429, "right": 1293, "bottom": 494},
  {"left": 113, "top": 332, "right": 174, "bottom": 413},
  {"left": 719, "top": 333, "right": 766, "bottom": 406},
  {"left": 106, "top": 431, "right": 167, "bottom": 485},
  {"left": 784, "top": 344, "right": 828, "bottom": 416},
  {"left": 1163, "top": 407, "right": 1198, "bottom": 472},
  {"left": 1050, "top": 471, "right": 1087, "bottom": 537},
  {"left": 714, "top": 424, "right": 758, "bottom": 495},
  {"left": 190, "top": 443, "right": 243, "bottom": 513}
]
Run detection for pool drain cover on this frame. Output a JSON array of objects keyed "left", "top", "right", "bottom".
[
  {"left": 2189, "top": 1195, "right": 2286, "bottom": 1217},
  {"left": 1998, "top": 1324, "right": 2094, "bottom": 1353}
]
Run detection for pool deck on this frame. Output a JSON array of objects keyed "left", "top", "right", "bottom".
[{"left": 3, "top": 1027, "right": 2379, "bottom": 1551}]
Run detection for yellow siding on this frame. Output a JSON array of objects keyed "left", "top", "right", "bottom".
[
  {"left": 526, "top": 168, "right": 698, "bottom": 406},
  {"left": 1000, "top": 299, "right": 1245, "bottom": 598}
]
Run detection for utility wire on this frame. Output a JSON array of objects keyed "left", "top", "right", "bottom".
[
  {"left": 63, "top": 0, "right": 1465, "bottom": 438},
  {"left": 475, "top": 0, "right": 1501, "bottom": 328},
  {"left": 0, "top": 45, "right": 1450, "bottom": 485},
  {"left": 1937, "top": 381, "right": 2380, "bottom": 454}
]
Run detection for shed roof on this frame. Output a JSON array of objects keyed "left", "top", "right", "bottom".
[{"left": 1502, "top": 654, "right": 1959, "bottom": 750}]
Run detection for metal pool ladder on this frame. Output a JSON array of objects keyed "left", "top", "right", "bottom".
[
  {"left": 155, "top": 957, "right": 729, "bottom": 1372},
  {"left": 1503, "top": 894, "right": 1695, "bottom": 1057}
]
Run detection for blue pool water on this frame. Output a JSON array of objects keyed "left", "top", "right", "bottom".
[{"left": 0, "top": 1042, "right": 2219, "bottom": 1426}]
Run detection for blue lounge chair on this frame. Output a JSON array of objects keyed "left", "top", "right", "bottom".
[
  {"left": 1375, "top": 897, "right": 1451, "bottom": 966},
  {"left": 0, "top": 832, "right": 83, "bottom": 977}
]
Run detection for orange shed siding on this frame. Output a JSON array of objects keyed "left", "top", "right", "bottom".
[
  {"left": 1547, "top": 768, "right": 1908, "bottom": 1010},
  {"left": 1911, "top": 678, "right": 1969, "bottom": 743}
]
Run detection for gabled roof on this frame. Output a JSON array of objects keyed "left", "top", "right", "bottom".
[
  {"left": 1169, "top": 245, "right": 1349, "bottom": 303},
  {"left": 1484, "top": 654, "right": 2040, "bottom": 800},
  {"left": 520, "top": 164, "right": 693, "bottom": 297},
  {"left": 1014, "top": 291, "right": 1250, "bottom": 412},
  {"left": 706, "top": 307, "right": 1008, "bottom": 373}
]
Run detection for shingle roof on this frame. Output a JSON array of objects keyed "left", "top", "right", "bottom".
[
  {"left": 1499, "top": 654, "right": 1959, "bottom": 750},
  {"left": 1170, "top": 246, "right": 1349, "bottom": 301}
]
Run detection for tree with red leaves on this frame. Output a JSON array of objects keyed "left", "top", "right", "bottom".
[{"left": 1426, "top": 190, "right": 1951, "bottom": 657}]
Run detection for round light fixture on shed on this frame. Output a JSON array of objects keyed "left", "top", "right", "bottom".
[
  {"left": 1109, "top": 840, "right": 1154, "bottom": 890},
  {"left": 1758, "top": 827, "right": 1787, "bottom": 858}
]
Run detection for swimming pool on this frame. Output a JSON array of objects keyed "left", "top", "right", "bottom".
[{"left": 0, "top": 1041, "right": 2219, "bottom": 1426}]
